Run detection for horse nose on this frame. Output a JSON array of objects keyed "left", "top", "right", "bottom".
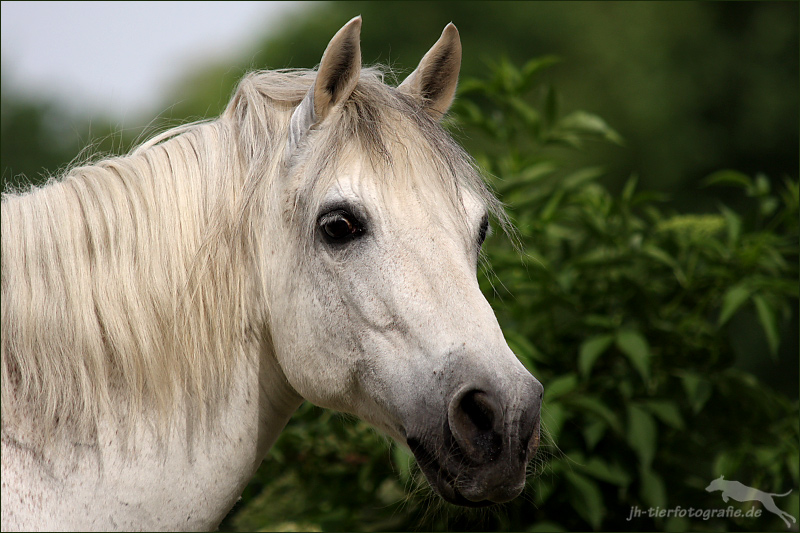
[
  {"left": 447, "top": 380, "right": 543, "bottom": 502},
  {"left": 448, "top": 380, "right": 543, "bottom": 463},
  {"left": 448, "top": 389, "right": 504, "bottom": 461}
]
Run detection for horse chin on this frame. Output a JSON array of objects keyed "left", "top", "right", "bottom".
[
  {"left": 436, "top": 481, "right": 495, "bottom": 508},
  {"left": 406, "top": 437, "right": 522, "bottom": 508}
]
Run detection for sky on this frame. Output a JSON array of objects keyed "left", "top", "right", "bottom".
[{"left": 1, "top": 1, "right": 307, "bottom": 121}]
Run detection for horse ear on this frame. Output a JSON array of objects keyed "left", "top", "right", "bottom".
[
  {"left": 398, "top": 23, "right": 462, "bottom": 120},
  {"left": 287, "top": 16, "right": 362, "bottom": 154}
]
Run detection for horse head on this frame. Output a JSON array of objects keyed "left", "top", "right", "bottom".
[{"left": 259, "top": 17, "right": 543, "bottom": 506}]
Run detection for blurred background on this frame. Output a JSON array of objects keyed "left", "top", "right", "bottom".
[
  {"left": 2, "top": 2, "right": 797, "bottom": 531},
  {"left": 3, "top": 1, "right": 797, "bottom": 204}
]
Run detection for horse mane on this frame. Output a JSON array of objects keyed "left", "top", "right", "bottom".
[
  {"left": 1, "top": 114, "right": 246, "bottom": 446},
  {"left": 1, "top": 66, "right": 507, "bottom": 448}
]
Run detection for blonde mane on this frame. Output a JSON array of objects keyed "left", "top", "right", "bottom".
[{"left": 1, "top": 66, "right": 506, "bottom": 448}]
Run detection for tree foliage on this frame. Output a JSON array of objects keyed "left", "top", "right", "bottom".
[{"left": 221, "top": 59, "right": 798, "bottom": 532}]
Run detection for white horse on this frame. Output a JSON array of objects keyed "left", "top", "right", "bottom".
[{"left": 1, "top": 17, "right": 543, "bottom": 531}]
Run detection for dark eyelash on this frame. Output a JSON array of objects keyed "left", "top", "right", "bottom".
[
  {"left": 318, "top": 209, "right": 365, "bottom": 244},
  {"left": 478, "top": 215, "right": 489, "bottom": 246}
]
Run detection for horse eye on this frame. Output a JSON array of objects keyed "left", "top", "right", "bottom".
[{"left": 320, "top": 210, "right": 363, "bottom": 242}]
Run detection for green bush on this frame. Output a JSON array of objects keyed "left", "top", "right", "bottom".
[{"left": 222, "top": 59, "right": 798, "bottom": 532}]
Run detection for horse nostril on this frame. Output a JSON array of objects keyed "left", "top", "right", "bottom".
[
  {"left": 449, "top": 389, "right": 502, "bottom": 461},
  {"left": 460, "top": 390, "right": 495, "bottom": 432}
]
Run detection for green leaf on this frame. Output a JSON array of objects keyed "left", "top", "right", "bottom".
[
  {"left": 621, "top": 174, "right": 638, "bottom": 204},
  {"left": 520, "top": 160, "right": 559, "bottom": 181},
  {"left": 627, "top": 404, "right": 657, "bottom": 470},
  {"left": 540, "top": 188, "right": 566, "bottom": 222},
  {"left": 578, "top": 334, "right": 615, "bottom": 378},
  {"left": 759, "top": 195, "right": 779, "bottom": 218},
  {"left": 542, "top": 401, "right": 568, "bottom": 443},
  {"left": 718, "top": 283, "right": 753, "bottom": 326},
  {"left": 520, "top": 55, "right": 561, "bottom": 86},
  {"left": 505, "top": 329, "right": 547, "bottom": 366},
  {"left": 642, "top": 244, "right": 686, "bottom": 285},
  {"left": 577, "top": 456, "right": 631, "bottom": 487},
  {"left": 753, "top": 173, "right": 771, "bottom": 196},
  {"left": 497, "top": 161, "right": 558, "bottom": 195},
  {"left": 564, "top": 395, "right": 623, "bottom": 435},
  {"left": 616, "top": 329, "right": 651, "bottom": 382},
  {"left": 642, "top": 400, "right": 685, "bottom": 430},
  {"left": 565, "top": 471, "right": 605, "bottom": 530},
  {"left": 583, "top": 314, "right": 620, "bottom": 329},
  {"left": 531, "top": 475, "right": 558, "bottom": 507},
  {"left": 719, "top": 205, "right": 742, "bottom": 246},
  {"left": 455, "top": 78, "right": 488, "bottom": 97},
  {"left": 640, "top": 466, "right": 667, "bottom": 508},
  {"left": 508, "top": 96, "right": 541, "bottom": 127},
  {"left": 392, "top": 444, "right": 414, "bottom": 483},
  {"left": 502, "top": 59, "right": 524, "bottom": 93},
  {"left": 701, "top": 169, "right": 753, "bottom": 189},
  {"left": 752, "top": 294, "right": 780, "bottom": 358},
  {"left": 558, "top": 110, "right": 624, "bottom": 145},
  {"left": 544, "top": 373, "right": 578, "bottom": 402},
  {"left": 561, "top": 166, "right": 605, "bottom": 190},
  {"left": 582, "top": 419, "right": 607, "bottom": 450},
  {"left": 545, "top": 131, "right": 583, "bottom": 149},
  {"left": 713, "top": 450, "right": 743, "bottom": 477}
]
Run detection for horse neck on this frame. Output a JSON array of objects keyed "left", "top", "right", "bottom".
[
  {"left": 1, "top": 122, "right": 305, "bottom": 530},
  {"left": 2, "top": 339, "right": 302, "bottom": 531}
]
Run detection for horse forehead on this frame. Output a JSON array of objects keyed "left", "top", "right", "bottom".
[{"left": 325, "top": 157, "right": 485, "bottom": 219}]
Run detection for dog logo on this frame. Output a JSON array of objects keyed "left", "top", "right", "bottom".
[{"left": 706, "top": 475, "right": 796, "bottom": 529}]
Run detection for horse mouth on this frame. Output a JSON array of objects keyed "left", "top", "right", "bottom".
[
  {"left": 406, "top": 438, "right": 497, "bottom": 508},
  {"left": 405, "top": 413, "right": 540, "bottom": 507}
]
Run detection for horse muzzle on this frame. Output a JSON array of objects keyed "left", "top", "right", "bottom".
[{"left": 406, "top": 377, "right": 543, "bottom": 507}]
